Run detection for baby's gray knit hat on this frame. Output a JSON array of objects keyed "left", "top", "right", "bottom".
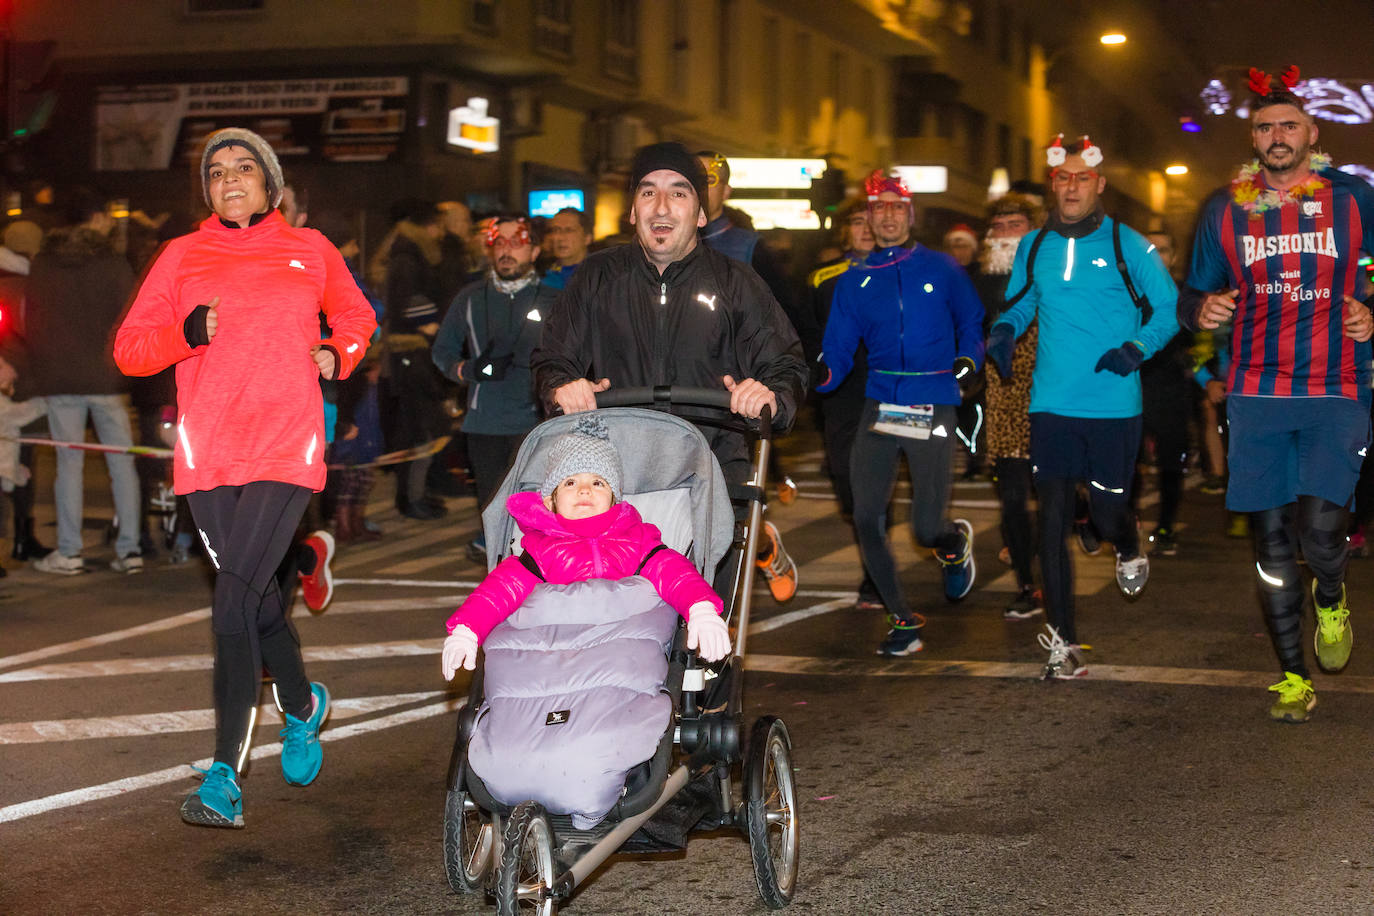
[
  {"left": 200, "top": 127, "right": 285, "bottom": 211},
  {"left": 541, "top": 414, "right": 623, "bottom": 501}
]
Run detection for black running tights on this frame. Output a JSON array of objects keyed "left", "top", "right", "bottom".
[
  {"left": 1037, "top": 475, "right": 1138, "bottom": 645},
  {"left": 187, "top": 481, "right": 314, "bottom": 770},
  {"left": 1252, "top": 496, "right": 1350, "bottom": 679},
  {"left": 995, "top": 457, "right": 1035, "bottom": 589}
]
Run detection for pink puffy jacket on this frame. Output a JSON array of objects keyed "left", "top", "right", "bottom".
[{"left": 445, "top": 491, "right": 724, "bottom": 642}]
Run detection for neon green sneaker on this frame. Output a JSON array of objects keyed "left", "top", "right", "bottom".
[
  {"left": 1267, "top": 672, "right": 1316, "bottom": 723},
  {"left": 1312, "top": 581, "right": 1353, "bottom": 673}
]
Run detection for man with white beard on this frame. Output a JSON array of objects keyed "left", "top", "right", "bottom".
[{"left": 975, "top": 193, "right": 1045, "bottom": 620}]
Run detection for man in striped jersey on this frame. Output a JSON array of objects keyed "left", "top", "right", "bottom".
[{"left": 1179, "top": 69, "right": 1374, "bottom": 723}]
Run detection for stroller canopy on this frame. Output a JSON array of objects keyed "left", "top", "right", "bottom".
[{"left": 481, "top": 408, "right": 734, "bottom": 576}]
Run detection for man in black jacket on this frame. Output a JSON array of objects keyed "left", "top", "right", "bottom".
[{"left": 533, "top": 141, "right": 807, "bottom": 601}]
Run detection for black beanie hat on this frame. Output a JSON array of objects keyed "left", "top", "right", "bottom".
[{"left": 628, "top": 142, "right": 708, "bottom": 214}]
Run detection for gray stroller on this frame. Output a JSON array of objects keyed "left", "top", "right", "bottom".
[{"left": 442, "top": 387, "right": 800, "bottom": 913}]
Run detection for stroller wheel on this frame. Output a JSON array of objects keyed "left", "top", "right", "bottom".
[
  {"left": 745, "top": 716, "right": 799, "bottom": 908},
  {"left": 443, "top": 785, "right": 495, "bottom": 894},
  {"left": 495, "top": 801, "right": 557, "bottom": 915}
]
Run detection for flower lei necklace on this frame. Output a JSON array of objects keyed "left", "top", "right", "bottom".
[{"left": 1232, "top": 151, "right": 1332, "bottom": 217}]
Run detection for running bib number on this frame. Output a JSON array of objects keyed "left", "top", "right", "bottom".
[{"left": 872, "top": 403, "right": 935, "bottom": 439}]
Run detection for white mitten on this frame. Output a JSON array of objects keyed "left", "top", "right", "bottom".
[
  {"left": 442, "top": 625, "right": 479, "bottom": 680},
  {"left": 686, "top": 603, "right": 731, "bottom": 662}
]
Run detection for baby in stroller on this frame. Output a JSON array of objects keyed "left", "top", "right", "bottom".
[
  {"left": 441, "top": 413, "right": 730, "bottom": 676},
  {"left": 440, "top": 414, "right": 730, "bottom": 829}
]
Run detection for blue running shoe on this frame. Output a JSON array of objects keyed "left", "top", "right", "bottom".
[
  {"left": 876, "top": 615, "right": 925, "bottom": 656},
  {"left": 937, "top": 518, "right": 976, "bottom": 601},
  {"left": 180, "top": 762, "right": 243, "bottom": 828},
  {"left": 280, "top": 681, "right": 330, "bottom": 786}
]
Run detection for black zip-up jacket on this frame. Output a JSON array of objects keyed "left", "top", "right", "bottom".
[{"left": 533, "top": 241, "right": 807, "bottom": 483}]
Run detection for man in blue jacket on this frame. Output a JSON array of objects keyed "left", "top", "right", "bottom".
[
  {"left": 986, "top": 136, "right": 1178, "bottom": 679},
  {"left": 818, "top": 170, "right": 984, "bottom": 656}
]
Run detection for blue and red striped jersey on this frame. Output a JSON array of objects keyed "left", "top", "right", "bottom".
[{"left": 1185, "top": 165, "right": 1374, "bottom": 400}]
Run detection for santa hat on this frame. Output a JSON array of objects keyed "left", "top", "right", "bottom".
[{"left": 944, "top": 224, "right": 978, "bottom": 246}]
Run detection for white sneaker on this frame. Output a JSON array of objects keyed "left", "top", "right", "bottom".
[
  {"left": 1037, "top": 625, "right": 1086, "bottom": 680},
  {"left": 1115, "top": 552, "right": 1149, "bottom": 599},
  {"left": 34, "top": 552, "right": 86, "bottom": 575},
  {"left": 111, "top": 554, "right": 144, "bottom": 574}
]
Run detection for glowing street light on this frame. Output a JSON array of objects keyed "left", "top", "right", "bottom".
[
  {"left": 1165, "top": 164, "right": 1189, "bottom": 176},
  {"left": 1100, "top": 32, "right": 1127, "bottom": 46}
]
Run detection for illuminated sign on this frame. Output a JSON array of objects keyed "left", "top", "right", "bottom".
[
  {"left": 447, "top": 97, "right": 499, "bottom": 153},
  {"left": 528, "top": 189, "right": 585, "bottom": 217},
  {"left": 727, "top": 158, "right": 827, "bottom": 189},
  {"left": 728, "top": 198, "right": 821, "bottom": 230},
  {"left": 891, "top": 165, "right": 948, "bottom": 193}
]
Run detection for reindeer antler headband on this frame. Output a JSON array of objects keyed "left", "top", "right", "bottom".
[{"left": 1248, "top": 64, "right": 1301, "bottom": 98}]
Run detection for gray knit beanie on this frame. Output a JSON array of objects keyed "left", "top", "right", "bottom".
[
  {"left": 541, "top": 414, "right": 624, "bottom": 501},
  {"left": 200, "top": 127, "right": 285, "bottom": 211}
]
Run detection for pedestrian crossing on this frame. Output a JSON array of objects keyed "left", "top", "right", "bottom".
[{"left": 1, "top": 437, "right": 1244, "bottom": 829}]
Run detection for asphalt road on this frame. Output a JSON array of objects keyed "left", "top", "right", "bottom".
[{"left": 4, "top": 430, "right": 1374, "bottom": 915}]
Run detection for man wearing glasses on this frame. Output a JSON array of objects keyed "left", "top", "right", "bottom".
[{"left": 985, "top": 137, "right": 1178, "bottom": 679}]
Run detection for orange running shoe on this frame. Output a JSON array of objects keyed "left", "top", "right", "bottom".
[{"left": 756, "top": 520, "right": 798, "bottom": 602}]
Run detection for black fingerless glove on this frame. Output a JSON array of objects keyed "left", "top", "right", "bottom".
[{"left": 184, "top": 305, "right": 211, "bottom": 348}]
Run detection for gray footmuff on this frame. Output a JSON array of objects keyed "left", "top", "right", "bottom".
[{"left": 467, "top": 575, "right": 679, "bottom": 829}]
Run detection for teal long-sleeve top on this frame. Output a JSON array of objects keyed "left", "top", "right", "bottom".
[{"left": 996, "top": 214, "right": 1179, "bottom": 418}]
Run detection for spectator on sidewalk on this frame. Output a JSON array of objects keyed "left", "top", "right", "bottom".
[{"left": 26, "top": 189, "right": 142, "bottom": 575}]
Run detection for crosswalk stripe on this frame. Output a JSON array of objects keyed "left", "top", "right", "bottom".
[
  {"left": 0, "top": 691, "right": 446, "bottom": 744},
  {"left": 744, "top": 653, "right": 1374, "bottom": 693},
  {"left": 0, "top": 697, "right": 464, "bottom": 824},
  {"left": 0, "top": 607, "right": 211, "bottom": 672}
]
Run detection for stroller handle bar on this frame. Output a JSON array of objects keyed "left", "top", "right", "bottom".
[{"left": 593, "top": 386, "right": 773, "bottom": 440}]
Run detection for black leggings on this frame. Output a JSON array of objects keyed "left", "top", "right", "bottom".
[
  {"left": 1037, "top": 476, "right": 1139, "bottom": 644},
  {"left": 850, "top": 401, "right": 963, "bottom": 621},
  {"left": 187, "top": 481, "right": 313, "bottom": 771},
  {"left": 1252, "top": 496, "right": 1349, "bottom": 679},
  {"left": 995, "top": 457, "right": 1036, "bottom": 588}
]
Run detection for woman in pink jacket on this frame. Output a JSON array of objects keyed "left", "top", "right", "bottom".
[
  {"left": 114, "top": 128, "right": 377, "bottom": 829},
  {"left": 441, "top": 415, "right": 730, "bottom": 678}
]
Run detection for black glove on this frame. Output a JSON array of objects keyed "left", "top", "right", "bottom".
[
  {"left": 810, "top": 357, "right": 831, "bottom": 391},
  {"left": 1095, "top": 342, "right": 1145, "bottom": 376},
  {"left": 183, "top": 304, "right": 212, "bottom": 348},
  {"left": 952, "top": 355, "right": 978, "bottom": 396},
  {"left": 985, "top": 324, "right": 1015, "bottom": 378}
]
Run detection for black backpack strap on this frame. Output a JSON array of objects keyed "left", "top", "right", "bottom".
[
  {"left": 1114, "top": 218, "right": 1153, "bottom": 324},
  {"left": 1001, "top": 227, "right": 1049, "bottom": 308},
  {"left": 635, "top": 543, "right": 669, "bottom": 576},
  {"left": 517, "top": 550, "right": 545, "bottom": 582}
]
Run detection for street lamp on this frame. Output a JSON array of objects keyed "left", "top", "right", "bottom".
[
  {"left": 1042, "top": 32, "right": 1128, "bottom": 82},
  {"left": 1165, "top": 164, "right": 1189, "bottom": 176}
]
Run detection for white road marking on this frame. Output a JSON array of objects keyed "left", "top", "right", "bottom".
[
  {"left": 0, "top": 640, "right": 443, "bottom": 683},
  {"left": 747, "top": 598, "right": 853, "bottom": 635},
  {"left": 0, "top": 697, "right": 464, "bottom": 824},
  {"left": 0, "top": 607, "right": 211, "bottom": 671},
  {"left": 742, "top": 654, "right": 1374, "bottom": 693},
  {"left": 0, "top": 691, "right": 446, "bottom": 744}
]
